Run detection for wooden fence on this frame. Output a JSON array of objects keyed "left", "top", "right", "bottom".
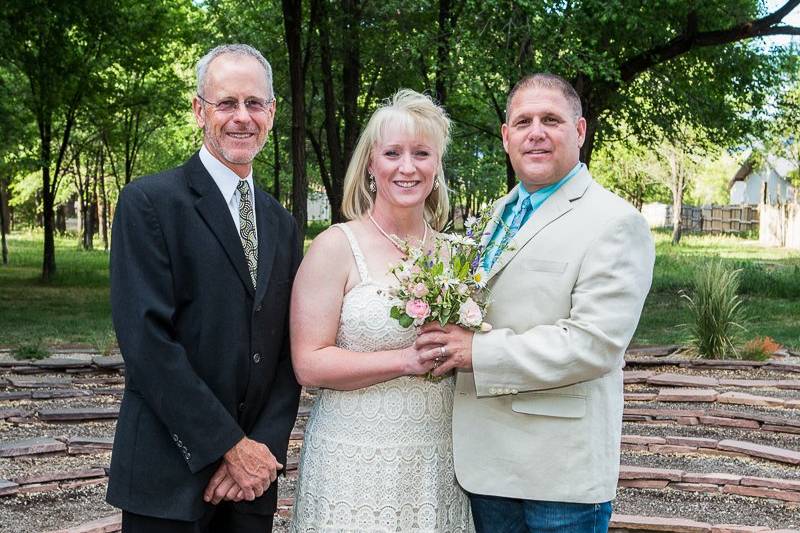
[{"left": 651, "top": 204, "right": 760, "bottom": 234}]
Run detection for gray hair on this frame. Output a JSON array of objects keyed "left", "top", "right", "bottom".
[
  {"left": 506, "top": 73, "right": 582, "bottom": 120},
  {"left": 196, "top": 44, "right": 274, "bottom": 99}
]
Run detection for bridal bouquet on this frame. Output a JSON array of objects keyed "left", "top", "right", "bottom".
[{"left": 386, "top": 212, "right": 503, "bottom": 332}]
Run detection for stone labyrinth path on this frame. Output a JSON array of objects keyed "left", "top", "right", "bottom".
[{"left": 1, "top": 346, "right": 799, "bottom": 532}]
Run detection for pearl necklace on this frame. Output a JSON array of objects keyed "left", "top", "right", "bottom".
[{"left": 368, "top": 212, "right": 429, "bottom": 252}]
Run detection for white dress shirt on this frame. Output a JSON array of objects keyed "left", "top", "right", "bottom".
[{"left": 199, "top": 144, "right": 257, "bottom": 239}]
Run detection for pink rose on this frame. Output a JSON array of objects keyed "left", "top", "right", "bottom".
[
  {"left": 458, "top": 298, "right": 483, "bottom": 328},
  {"left": 412, "top": 283, "right": 429, "bottom": 298},
  {"left": 405, "top": 299, "right": 431, "bottom": 321}
]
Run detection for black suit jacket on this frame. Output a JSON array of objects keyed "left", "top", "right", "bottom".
[{"left": 106, "top": 153, "right": 302, "bottom": 521}]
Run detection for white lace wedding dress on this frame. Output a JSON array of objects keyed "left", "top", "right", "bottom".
[{"left": 290, "top": 224, "right": 473, "bottom": 533}]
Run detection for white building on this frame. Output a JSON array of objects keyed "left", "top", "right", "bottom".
[{"left": 729, "top": 154, "right": 797, "bottom": 205}]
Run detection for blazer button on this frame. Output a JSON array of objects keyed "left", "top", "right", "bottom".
[
  {"left": 489, "top": 387, "right": 497, "bottom": 395},
  {"left": 238, "top": 402, "right": 246, "bottom": 412},
  {"left": 172, "top": 434, "right": 179, "bottom": 442},
  {"left": 252, "top": 353, "right": 262, "bottom": 364},
  {"left": 255, "top": 304, "right": 262, "bottom": 312}
]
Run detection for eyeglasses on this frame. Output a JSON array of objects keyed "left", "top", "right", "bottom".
[{"left": 197, "top": 94, "right": 274, "bottom": 114}]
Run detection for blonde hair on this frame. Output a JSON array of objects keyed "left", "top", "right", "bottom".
[{"left": 341, "top": 89, "right": 451, "bottom": 230}]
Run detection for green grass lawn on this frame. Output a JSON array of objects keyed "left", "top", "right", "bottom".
[
  {"left": 1, "top": 228, "right": 799, "bottom": 352},
  {"left": 633, "top": 230, "right": 800, "bottom": 349}
]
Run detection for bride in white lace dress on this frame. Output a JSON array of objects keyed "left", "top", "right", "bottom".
[{"left": 289, "top": 90, "right": 473, "bottom": 532}]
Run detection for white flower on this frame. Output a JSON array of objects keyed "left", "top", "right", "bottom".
[
  {"left": 472, "top": 268, "right": 488, "bottom": 288},
  {"left": 464, "top": 215, "right": 478, "bottom": 228},
  {"left": 458, "top": 298, "right": 483, "bottom": 328}
]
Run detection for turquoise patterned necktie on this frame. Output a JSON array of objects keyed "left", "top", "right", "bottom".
[
  {"left": 489, "top": 196, "right": 531, "bottom": 270},
  {"left": 236, "top": 180, "right": 258, "bottom": 288}
]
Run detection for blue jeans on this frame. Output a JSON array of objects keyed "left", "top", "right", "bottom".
[{"left": 469, "top": 492, "right": 612, "bottom": 533}]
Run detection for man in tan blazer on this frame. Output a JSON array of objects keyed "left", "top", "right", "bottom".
[{"left": 417, "top": 73, "right": 654, "bottom": 532}]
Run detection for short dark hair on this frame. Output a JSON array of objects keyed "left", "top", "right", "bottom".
[{"left": 505, "top": 73, "right": 582, "bottom": 121}]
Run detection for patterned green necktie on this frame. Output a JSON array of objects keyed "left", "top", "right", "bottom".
[{"left": 236, "top": 180, "right": 258, "bottom": 288}]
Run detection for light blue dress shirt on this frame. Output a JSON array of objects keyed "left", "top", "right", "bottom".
[{"left": 483, "top": 162, "right": 584, "bottom": 271}]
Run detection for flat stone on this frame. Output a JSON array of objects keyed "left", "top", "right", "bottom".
[
  {"left": 0, "top": 480, "right": 19, "bottom": 496},
  {"left": 0, "top": 408, "right": 31, "bottom": 420},
  {"left": 708, "top": 409, "right": 800, "bottom": 428},
  {"left": 285, "top": 458, "right": 299, "bottom": 472},
  {"left": 623, "top": 414, "right": 653, "bottom": 421},
  {"left": 618, "top": 465, "right": 683, "bottom": 481},
  {"left": 92, "top": 355, "right": 124, "bottom": 369},
  {"left": 658, "top": 388, "right": 718, "bottom": 402},
  {"left": 625, "top": 393, "right": 657, "bottom": 401},
  {"left": 649, "top": 444, "right": 697, "bottom": 454},
  {"left": 31, "top": 389, "right": 93, "bottom": 399},
  {"left": 623, "top": 370, "right": 654, "bottom": 383},
  {"left": 740, "top": 476, "right": 800, "bottom": 491},
  {"left": 14, "top": 467, "right": 106, "bottom": 485},
  {"left": 711, "top": 526, "right": 769, "bottom": 533},
  {"left": 621, "top": 443, "right": 649, "bottom": 452},
  {"left": 618, "top": 479, "right": 669, "bottom": 488},
  {"left": 698, "top": 416, "right": 760, "bottom": 429},
  {"left": 647, "top": 373, "right": 718, "bottom": 388},
  {"left": 717, "top": 391, "right": 785, "bottom": 407},
  {"left": 0, "top": 360, "right": 30, "bottom": 367},
  {"left": 296, "top": 406, "right": 311, "bottom": 418},
  {"left": 676, "top": 417, "right": 700, "bottom": 425},
  {"left": 32, "top": 357, "right": 89, "bottom": 370},
  {"left": 718, "top": 379, "right": 779, "bottom": 388},
  {"left": 669, "top": 482, "right": 720, "bottom": 493},
  {"left": 609, "top": 514, "right": 711, "bottom": 532},
  {"left": 68, "top": 436, "right": 114, "bottom": 453},
  {"left": 699, "top": 448, "right": 751, "bottom": 460},
  {"left": 621, "top": 435, "right": 666, "bottom": 445},
  {"left": 762, "top": 424, "right": 800, "bottom": 435},
  {"left": 692, "top": 360, "right": 767, "bottom": 368},
  {"left": 38, "top": 407, "right": 120, "bottom": 422},
  {"left": 765, "top": 363, "right": 800, "bottom": 373},
  {"left": 775, "top": 380, "right": 800, "bottom": 390},
  {"left": 16, "top": 482, "right": 60, "bottom": 494},
  {"left": 60, "top": 477, "right": 108, "bottom": 490},
  {"left": 718, "top": 439, "right": 800, "bottom": 464},
  {"left": 0, "top": 391, "right": 31, "bottom": 400},
  {"left": 784, "top": 400, "right": 800, "bottom": 409},
  {"left": 625, "top": 358, "right": 687, "bottom": 367},
  {"left": 289, "top": 429, "right": 304, "bottom": 440},
  {"left": 0, "top": 437, "right": 67, "bottom": 457},
  {"left": 682, "top": 472, "right": 742, "bottom": 485},
  {"left": 626, "top": 408, "right": 707, "bottom": 418},
  {"left": 722, "top": 484, "right": 800, "bottom": 502},
  {"left": 625, "top": 345, "right": 681, "bottom": 357},
  {"left": 7, "top": 376, "right": 73, "bottom": 388},
  {"left": 43, "top": 512, "right": 121, "bottom": 533},
  {"left": 665, "top": 436, "right": 718, "bottom": 448}
]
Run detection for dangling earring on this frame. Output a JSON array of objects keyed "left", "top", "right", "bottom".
[
  {"left": 368, "top": 174, "right": 377, "bottom": 193},
  {"left": 433, "top": 179, "right": 440, "bottom": 191}
]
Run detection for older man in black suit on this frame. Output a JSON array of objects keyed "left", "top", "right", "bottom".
[{"left": 107, "top": 44, "right": 301, "bottom": 533}]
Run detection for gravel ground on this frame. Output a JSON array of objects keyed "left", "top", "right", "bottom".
[
  {"left": 0, "top": 420, "right": 117, "bottom": 441},
  {"left": 624, "top": 363, "right": 800, "bottom": 381},
  {"left": 0, "top": 452, "right": 111, "bottom": 481},
  {"left": 626, "top": 400, "right": 800, "bottom": 419},
  {"left": 614, "top": 487, "right": 800, "bottom": 529},
  {"left": 623, "top": 420, "right": 800, "bottom": 448},
  {"left": 0, "top": 483, "right": 117, "bottom": 533},
  {"left": 627, "top": 383, "right": 800, "bottom": 401},
  {"left": 621, "top": 450, "right": 800, "bottom": 479}
]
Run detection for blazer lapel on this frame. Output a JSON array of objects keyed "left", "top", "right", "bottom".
[
  {"left": 253, "top": 190, "right": 278, "bottom": 305},
  {"left": 186, "top": 153, "right": 255, "bottom": 297},
  {"left": 486, "top": 167, "right": 593, "bottom": 282}
]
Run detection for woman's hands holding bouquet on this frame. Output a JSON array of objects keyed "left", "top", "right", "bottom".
[{"left": 414, "top": 323, "right": 475, "bottom": 377}]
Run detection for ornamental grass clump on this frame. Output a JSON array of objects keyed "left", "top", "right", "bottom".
[{"left": 681, "top": 261, "right": 747, "bottom": 359}]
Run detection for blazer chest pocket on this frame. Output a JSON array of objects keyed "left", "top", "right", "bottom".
[
  {"left": 511, "top": 388, "right": 586, "bottom": 418},
  {"left": 524, "top": 259, "right": 568, "bottom": 274}
]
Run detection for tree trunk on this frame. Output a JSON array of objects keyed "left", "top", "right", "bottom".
[
  {"left": 271, "top": 121, "right": 282, "bottom": 202},
  {"left": 0, "top": 180, "right": 8, "bottom": 265},
  {"left": 312, "top": 0, "right": 346, "bottom": 222},
  {"left": 283, "top": 0, "right": 308, "bottom": 236},
  {"left": 41, "top": 142, "right": 56, "bottom": 281},
  {"left": 671, "top": 178, "right": 684, "bottom": 245},
  {"left": 98, "top": 149, "right": 109, "bottom": 251}
]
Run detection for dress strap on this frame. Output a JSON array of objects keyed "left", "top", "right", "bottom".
[{"left": 333, "top": 224, "right": 371, "bottom": 283}]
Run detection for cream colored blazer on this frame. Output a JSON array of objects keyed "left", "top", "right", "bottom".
[{"left": 454, "top": 167, "right": 655, "bottom": 503}]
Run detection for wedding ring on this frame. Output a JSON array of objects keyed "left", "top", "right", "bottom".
[{"left": 439, "top": 346, "right": 447, "bottom": 358}]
